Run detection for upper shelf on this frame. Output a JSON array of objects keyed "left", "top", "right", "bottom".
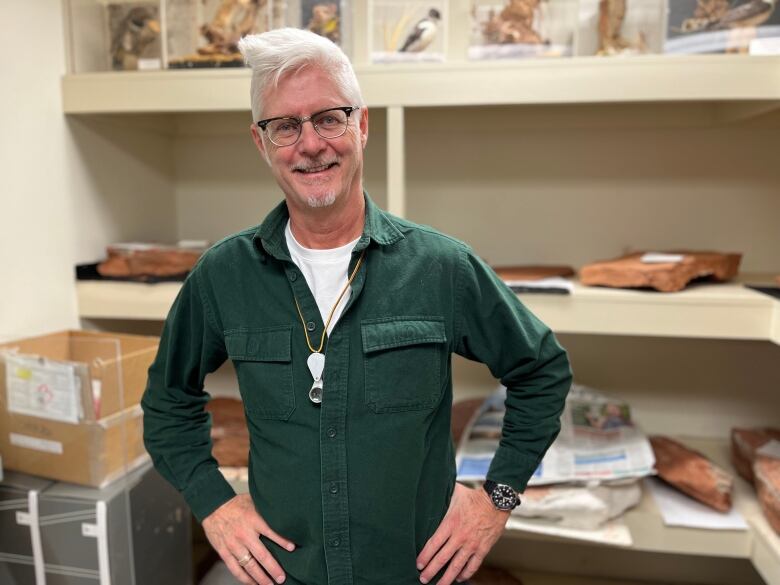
[
  {"left": 77, "top": 277, "right": 780, "bottom": 344},
  {"left": 61, "top": 55, "right": 780, "bottom": 114},
  {"left": 519, "top": 277, "right": 780, "bottom": 343}
]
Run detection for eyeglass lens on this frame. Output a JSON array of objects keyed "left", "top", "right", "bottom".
[{"left": 267, "top": 109, "right": 349, "bottom": 146}]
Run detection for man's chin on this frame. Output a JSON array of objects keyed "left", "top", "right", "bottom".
[{"left": 305, "top": 191, "right": 337, "bottom": 209}]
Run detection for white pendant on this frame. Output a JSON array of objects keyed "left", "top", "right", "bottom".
[
  {"left": 309, "top": 379, "right": 324, "bottom": 404},
  {"left": 307, "top": 352, "right": 325, "bottom": 382}
]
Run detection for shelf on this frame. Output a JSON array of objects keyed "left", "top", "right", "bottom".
[
  {"left": 76, "top": 281, "right": 181, "bottom": 320},
  {"left": 77, "top": 277, "right": 780, "bottom": 344},
  {"left": 62, "top": 55, "right": 780, "bottom": 114},
  {"left": 519, "top": 276, "right": 780, "bottom": 342},
  {"left": 503, "top": 437, "right": 779, "bottom": 585}
]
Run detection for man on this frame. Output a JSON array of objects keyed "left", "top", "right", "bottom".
[{"left": 141, "top": 28, "right": 571, "bottom": 585}]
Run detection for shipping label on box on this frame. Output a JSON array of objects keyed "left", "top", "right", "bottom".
[{"left": 4, "top": 354, "right": 82, "bottom": 424}]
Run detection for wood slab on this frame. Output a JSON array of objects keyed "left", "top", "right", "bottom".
[
  {"left": 493, "top": 265, "right": 575, "bottom": 282},
  {"left": 650, "top": 435, "right": 733, "bottom": 512},
  {"left": 580, "top": 251, "right": 742, "bottom": 292}
]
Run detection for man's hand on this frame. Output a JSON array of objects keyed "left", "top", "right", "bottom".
[
  {"left": 202, "top": 494, "right": 296, "bottom": 585},
  {"left": 416, "top": 483, "right": 510, "bottom": 584}
]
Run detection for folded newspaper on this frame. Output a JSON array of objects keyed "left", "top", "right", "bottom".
[{"left": 456, "top": 384, "right": 656, "bottom": 486}]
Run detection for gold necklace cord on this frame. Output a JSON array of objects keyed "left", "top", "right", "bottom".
[{"left": 293, "top": 249, "right": 366, "bottom": 354}]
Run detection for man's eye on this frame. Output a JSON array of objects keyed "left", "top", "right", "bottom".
[
  {"left": 276, "top": 121, "right": 298, "bottom": 133},
  {"left": 318, "top": 115, "right": 340, "bottom": 127}
]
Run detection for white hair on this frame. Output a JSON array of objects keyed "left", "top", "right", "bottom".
[{"left": 238, "top": 28, "right": 364, "bottom": 122}]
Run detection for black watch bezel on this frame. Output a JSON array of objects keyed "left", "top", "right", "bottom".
[{"left": 483, "top": 480, "right": 519, "bottom": 511}]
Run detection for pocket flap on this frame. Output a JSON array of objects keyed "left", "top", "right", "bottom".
[
  {"left": 361, "top": 318, "right": 446, "bottom": 354},
  {"left": 225, "top": 326, "right": 292, "bottom": 362}
]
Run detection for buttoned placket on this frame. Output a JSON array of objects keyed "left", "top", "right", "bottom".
[{"left": 284, "top": 239, "right": 370, "bottom": 585}]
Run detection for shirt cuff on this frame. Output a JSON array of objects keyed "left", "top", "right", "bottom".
[
  {"left": 182, "top": 466, "right": 237, "bottom": 522},
  {"left": 486, "top": 447, "right": 541, "bottom": 493}
]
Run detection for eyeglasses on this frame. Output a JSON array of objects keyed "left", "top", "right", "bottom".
[{"left": 256, "top": 106, "right": 360, "bottom": 147}]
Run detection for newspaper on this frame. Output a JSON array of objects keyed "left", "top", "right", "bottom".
[{"left": 456, "top": 384, "right": 656, "bottom": 486}]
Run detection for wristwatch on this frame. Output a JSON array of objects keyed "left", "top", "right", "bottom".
[{"left": 483, "top": 480, "right": 520, "bottom": 511}]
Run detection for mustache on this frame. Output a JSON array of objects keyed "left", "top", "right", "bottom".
[{"left": 290, "top": 158, "right": 339, "bottom": 172}]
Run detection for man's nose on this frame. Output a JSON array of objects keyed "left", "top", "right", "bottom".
[{"left": 297, "top": 120, "right": 327, "bottom": 154}]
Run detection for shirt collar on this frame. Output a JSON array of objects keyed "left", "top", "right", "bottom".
[{"left": 253, "top": 191, "right": 404, "bottom": 261}]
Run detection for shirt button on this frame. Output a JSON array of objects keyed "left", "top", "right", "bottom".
[
  {"left": 288, "top": 271, "right": 298, "bottom": 282},
  {"left": 330, "top": 538, "right": 340, "bottom": 547},
  {"left": 327, "top": 427, "right": 337, "bottom": 438},
  {"left": 306, "top": 321, "right": 316, "bottom": 332},
  {"left": 329, "top": 482, "right": 339, "bottom": 494}
]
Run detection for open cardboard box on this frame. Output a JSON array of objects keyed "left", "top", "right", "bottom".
[{"left": 0, "top": 330, "right": 158, "bottom": 487}]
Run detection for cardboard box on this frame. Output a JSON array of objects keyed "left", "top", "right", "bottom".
[{"left": 0, "top": 330, "right": 158, "bottom": 487}]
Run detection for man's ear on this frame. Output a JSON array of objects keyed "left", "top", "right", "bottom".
[
  {"left": 250, "top": 123, "right": 270, "bottom": 164},
  {"left": 359, "top": 106, "right": 369, "bottom": 149}
]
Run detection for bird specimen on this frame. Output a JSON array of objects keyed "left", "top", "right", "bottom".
[
  {"left": 110, "top": 6, "right": 160, "bottom": 70},
  {"left": 399, "top": 8, "right": 441, "bottom": 52},
  {"left": 677, "top": 0, "right": 776, "bottom": 53},
  {"left": 199, "top": 0, "right": 265, "bottom": 55},
  {"left": 307, "top": 3, "right": 340, "bottom": 44},
  {"left": 481, "top": 0, "right": 546, "bottom": 45},
  {"left": 597, "top": 0, "right": 647, "bottom": 55}
]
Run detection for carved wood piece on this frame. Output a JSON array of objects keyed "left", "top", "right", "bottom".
[
  {"left": 206, "top": 397, "right": 249, "bottom": 467},
  {"left": 650, "top": 435, "right": 733, "bottom": 512},
  {"left": 97, "top": 245, "right": 204, "bottom": 278},
  {"left": 580, "top": 251, "right": 742, "bottom": 292},
  {"left": 755, "top": 451, "right": 780, "bottom": 535},
  {"left": 493, "top": 265, "right": 575, "bottom": 282},
  {"left": 731, "top": 427, "right": 780, "bottom": 483}
]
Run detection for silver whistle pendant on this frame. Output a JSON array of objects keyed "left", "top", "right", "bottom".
[{"left": 309, "top": 378, "right": 323, "bottom": 404}]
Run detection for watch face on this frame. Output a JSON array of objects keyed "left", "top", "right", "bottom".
[{"left": 491, "top": 484, "right": 517, "bottom": 511}]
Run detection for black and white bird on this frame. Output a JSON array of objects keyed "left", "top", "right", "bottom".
[{"left": 399, "top": 8, "right": 441, "bottom": 52}]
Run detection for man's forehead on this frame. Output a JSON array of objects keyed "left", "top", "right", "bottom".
[{"left": 262, "top": 66, "right": 349, "bottom": 116}]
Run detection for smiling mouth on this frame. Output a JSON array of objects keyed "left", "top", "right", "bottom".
[{"left": 295, "top": 162, "right": 338, "bottom": 174}]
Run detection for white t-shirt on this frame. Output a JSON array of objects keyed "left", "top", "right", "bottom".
[{"left": 285, "top": 220, "right": 360, "bottom": 337}]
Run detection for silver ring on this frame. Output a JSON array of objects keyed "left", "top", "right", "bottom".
[{"left": 237, "top": 552, "right": 252, "bottom": 567}]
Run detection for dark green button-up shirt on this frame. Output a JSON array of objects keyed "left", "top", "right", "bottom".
[{"left": 141, "top": 194, "right": 572, "bottom": 585}]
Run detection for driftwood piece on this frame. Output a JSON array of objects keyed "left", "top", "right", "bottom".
[
  {"left": 482, "top": 0, "right": 546, "bottom": 45},
  {"left": 755, "top": 449, "right": 780, "bottom": 535},
  {"left": 650, "top": 435, "right": 733, "bottom": 512},
  {"left": 580, "top": 251, "right": 742, "bottom": 292},
  {"left": 493, "top": 265, "right": 575, "bottom": 282},
  {"left": 731, "top": 428, "right": 780, "bottom": 483},
  {"left": 206, "top": 397, "right": 249, "bottom": 467},
  {"left": 451, "top": 398, "right": 484, "bottom": 445},
  {"left": 97, "top": 244, "right": 204, "bottom": 278}
]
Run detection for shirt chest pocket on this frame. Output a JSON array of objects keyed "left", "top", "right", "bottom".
[
  {"left": 225, "top": 327, "right": 294, "bottom": 420},
  {"left": 361, "top": 317, "right": 448, "bottom": 414}
]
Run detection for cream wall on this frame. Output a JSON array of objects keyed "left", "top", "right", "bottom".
[
  {"left": 0, "top": 1, "right": 177, "bottom": 342},
  {"left": 0, "top": 0, "right": 79, "bottom": 340}
]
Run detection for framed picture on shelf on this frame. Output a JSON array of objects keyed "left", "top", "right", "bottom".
[
  {"left": 368, "top": 0, "right": 448, "bottom": 63},
  {"left": 469, "top": 0, "right": 577, "bottom": 60},
  {"left": 665, "top": 0, "right": 780, "bottom": 55},
  {"left": 282, "top": 1, "right": 351, "bottom": 55},
  {"left": 576, "top": 0, "right": 665, "bottom": 56}
]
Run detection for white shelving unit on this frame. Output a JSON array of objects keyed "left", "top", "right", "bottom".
[
  {"left": 61, "top": 56, "right": 780, "bottom": 113},
  {"left": 76, "top": 277, "right": 780, "bottom": 344},
  {"left": 62, "top": 5, "right": 780, "bottom": 582}
]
